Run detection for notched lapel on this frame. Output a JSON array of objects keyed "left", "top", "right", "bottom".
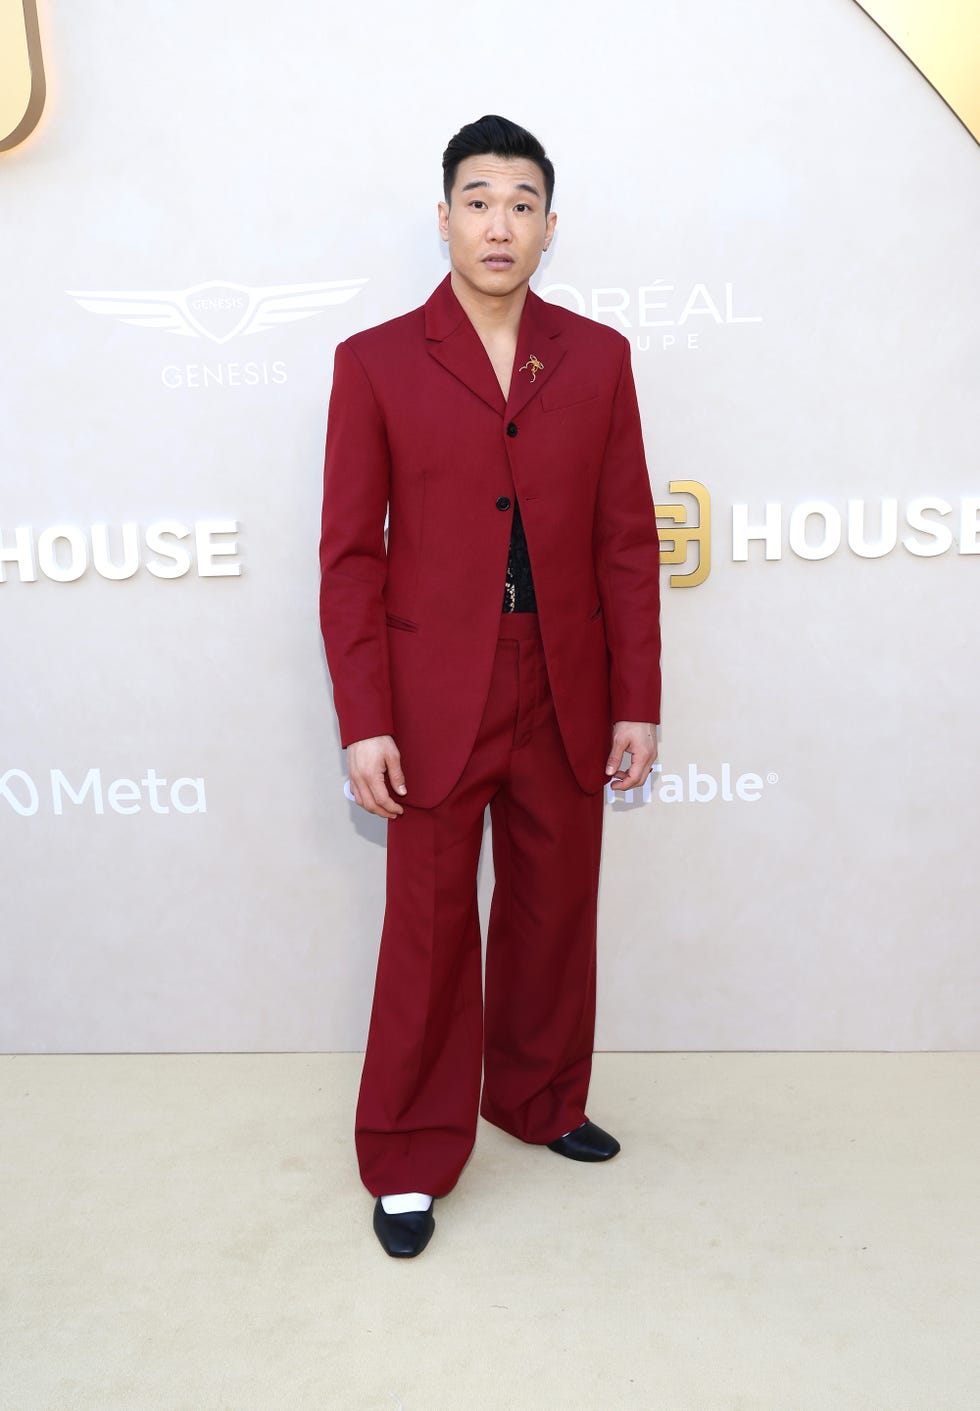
[
  {"left": 506, "top": 289, "right": 566, "bottom": 421},
  {"left": 423, "top": 278, "right": 567, "bottom": 420},
  {"left": 424, "top": 276, "right": 504, "bottom": 416}
]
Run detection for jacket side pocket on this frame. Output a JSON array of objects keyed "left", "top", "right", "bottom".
[{"left": 385, "top": 612, "right": 419, "bottom": 633}]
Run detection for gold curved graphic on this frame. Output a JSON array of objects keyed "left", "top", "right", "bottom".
[
  {"left": 854, "top": 0, "right": 980, "bottom": 144},
  {"left": 0, "top": 0, "right": 45, "bottom": 153},
  {"left": 1, "top": 3, "right": 974, "bottom": 154},
  {"left": 656, "top": 480, "right": 711, "bottom": 588}
]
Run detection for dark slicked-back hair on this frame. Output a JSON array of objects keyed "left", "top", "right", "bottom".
[{"left": 442, "top": 114, "right": 555, "bottom": 212}]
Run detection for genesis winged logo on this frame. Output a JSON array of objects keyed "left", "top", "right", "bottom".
[{"left": 66, "top": 278, "right": 368, "bottom": 345}]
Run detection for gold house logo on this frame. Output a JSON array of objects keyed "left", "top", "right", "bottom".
[
  {"left": 656, "top": 481, "right": 711, "bottom": 588},
  {"left": 0, "top": 0, "right": 45, "bottom": 152}
]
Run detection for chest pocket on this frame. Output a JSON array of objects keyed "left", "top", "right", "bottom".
[{"left": 540, "top": 383, "right": 599, "bottom": 413}]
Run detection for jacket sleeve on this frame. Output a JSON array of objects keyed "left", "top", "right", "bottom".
[
  {"left": 593, "top": 337, "right": 663, "bottom": 724},
  {"left": 319, "top": 339, "right": 395, "bottom": 747}
]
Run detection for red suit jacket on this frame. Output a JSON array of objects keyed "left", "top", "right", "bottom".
[{"left": 320, "top": 274, "right": 661, "bottom": 809}]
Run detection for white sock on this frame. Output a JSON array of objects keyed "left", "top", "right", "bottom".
[{"left": 380, "top": 1192, "right": 433, "bottom": 1214}]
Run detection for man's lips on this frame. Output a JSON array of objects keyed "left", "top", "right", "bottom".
[{"left": 481, "top": 254, "right": 514, "bottom": 266}]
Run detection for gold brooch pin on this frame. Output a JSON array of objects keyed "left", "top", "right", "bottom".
[{"left": 518, "top": 353, "right": 544, "bottom": 382}]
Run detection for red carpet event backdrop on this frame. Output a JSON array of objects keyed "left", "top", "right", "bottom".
[{"left": 2, "top": 0, "right": 978, "bottom": 1051}]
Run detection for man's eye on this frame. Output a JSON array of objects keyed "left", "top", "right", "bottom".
[
  {"left": 470, "top": 200, "right": 487, "bottom": 209},
  {"left": 514, "top": 203, "right": 529, "bottom": 212}
]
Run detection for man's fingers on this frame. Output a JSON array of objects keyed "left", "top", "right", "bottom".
[
  {"left": 608, "top": 749, "right": 657, "bottom": 790},
  {"left": 607, "top": 723, "right": 658, "bottom": 788},
  {"left": 605, "top": 750, "right": 624, "bottom": 776},
  {"left": 350, "top": 769, "right": 403, "bottom": 818},
  {"left": 365, "top": 771, "right": 403, "bottom": 817},
  {"left": 347, "top": 736, "right": 406, "bottom": 818},
  {"left": 611, "top": 765, "right": 645, "bottom": 789}
]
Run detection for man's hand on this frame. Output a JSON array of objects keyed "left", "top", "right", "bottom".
[
  {"left": 606, "top": 721, "right": 658, "bottom": 791},
  {"left": 347, "top": 735, "right": 407, "bottom": 818}
]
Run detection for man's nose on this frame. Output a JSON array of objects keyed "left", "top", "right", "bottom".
[{"left": 487, "top": 208, "right": 512, "bottom": 240}]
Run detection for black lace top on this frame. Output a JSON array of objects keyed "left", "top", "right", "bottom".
[{"left": 502, "top": 499, "right": 537, "bottom": 612}]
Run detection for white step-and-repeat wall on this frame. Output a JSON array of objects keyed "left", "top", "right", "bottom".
[{"left": 2, "top": 0, "right": 978, "bottom": 1052}]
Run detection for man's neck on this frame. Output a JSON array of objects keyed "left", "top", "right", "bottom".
[{"left": 450, "top": 272, "right": 529, "bottom": 342}]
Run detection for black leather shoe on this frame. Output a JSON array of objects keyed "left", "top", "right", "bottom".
[
  {"left": 372, "top": 1198, "right": 435, "bottom": 1258},
  {"left": 546, "top": 1119, "right": 621, "bottom": 1162}
]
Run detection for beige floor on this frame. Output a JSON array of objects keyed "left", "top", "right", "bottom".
[{"left": 1, "top": 1052, "right": 977, "bottom": 1411}]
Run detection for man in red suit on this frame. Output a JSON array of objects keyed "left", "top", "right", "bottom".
[{"left": 320, "top": 115, "right": 661, "bottom": 1257}]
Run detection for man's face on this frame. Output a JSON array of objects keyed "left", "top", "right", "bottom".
[{"left": 438, "top": 154, "right": 557, "bottom": 302}]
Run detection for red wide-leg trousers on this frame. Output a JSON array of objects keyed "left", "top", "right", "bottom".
[{"left": 354, "top": 613, "right": 605, "bottom": 1197}]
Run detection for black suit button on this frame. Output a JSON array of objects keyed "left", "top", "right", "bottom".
[
  {"left": 496, "top": 496, "right": 511, "bottom": 511},
  {"left": 506, "top": 421, "right": 518, "bottom": 437}
]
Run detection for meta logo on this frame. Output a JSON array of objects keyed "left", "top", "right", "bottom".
[
  {"left": 539, "top": 281, "right": 761, "bottom": 353},
  {"left": 0, "top": 520, "right": 242, "bottom": 583},
  {"left": 1, "top": 769, "right": 207, "bottom": 817}
]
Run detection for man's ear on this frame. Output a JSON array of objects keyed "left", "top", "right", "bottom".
[
  {"left": 543, "top": 210, "right": 557, "bottom": 251},
  {"left": 437, "top": 200, "right": 450, "bottom": 242}
]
